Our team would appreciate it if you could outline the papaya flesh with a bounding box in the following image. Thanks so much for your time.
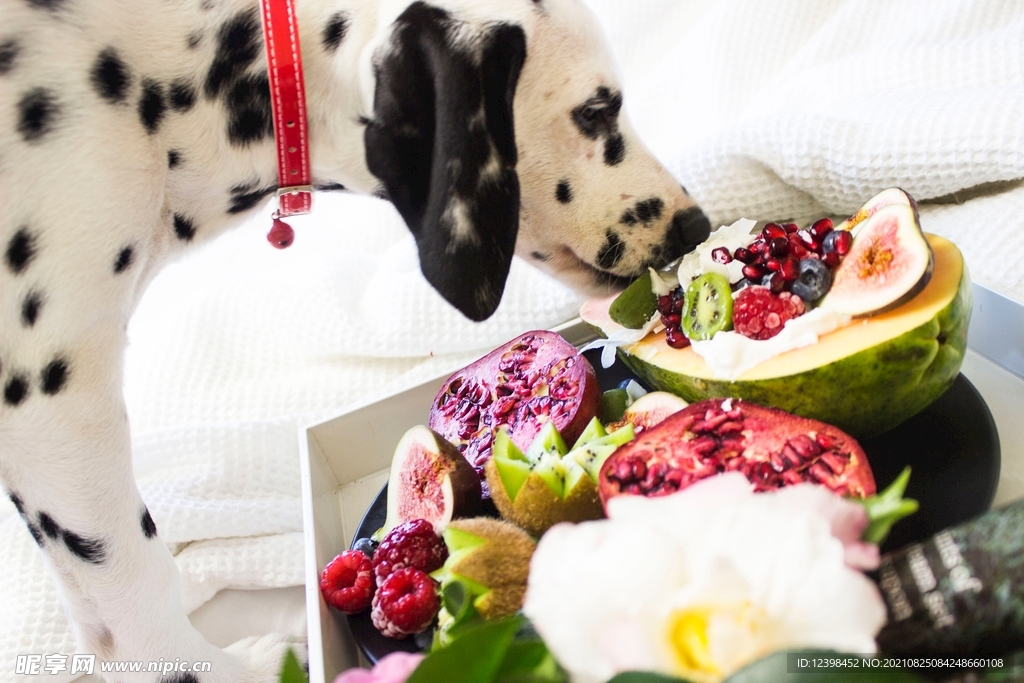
[580,235,970,438]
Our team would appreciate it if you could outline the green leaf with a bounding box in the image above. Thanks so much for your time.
[610,270,657,329]
[407,617,522,683]
[857,466,919,545]
[495,640,568,683]
[602,389,630,423]
[607,673,686,683]
[278,649,308,683]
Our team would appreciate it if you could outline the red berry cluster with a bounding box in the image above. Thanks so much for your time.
[656,289,691,349]
[717,218,851,294]
[319,519,445,639]
[733,288,806,341]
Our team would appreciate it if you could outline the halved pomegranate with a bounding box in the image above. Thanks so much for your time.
[598,398,875,506]
[429,331,601,495]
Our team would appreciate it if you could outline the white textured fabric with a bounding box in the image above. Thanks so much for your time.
[4,0,1024,674]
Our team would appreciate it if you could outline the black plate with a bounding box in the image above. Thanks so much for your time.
[346,351,1001,663]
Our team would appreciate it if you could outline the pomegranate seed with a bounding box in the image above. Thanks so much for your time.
[816,433,837,450]
[663,313,682,327]
[797,230,819,252]
[733,247,754,264]
[766,258,782,272]
[762,272,786,293]
[742,264,765,280]
[810,217,833,240]
[779,257,799,281]
[657,295,674,316]
[711,247,733,264]
[769,237,789,257]
[833,230,853,255]
[781,444,802,467]
[762,223,786,241]
[784,222,800,234]
[665,327,691,349]
[823,251,841,268]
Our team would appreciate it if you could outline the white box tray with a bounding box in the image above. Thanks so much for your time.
[298,320,597,683]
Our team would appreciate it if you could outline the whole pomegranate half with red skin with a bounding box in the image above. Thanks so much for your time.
[598,398,875,506]
[429,331,600,495]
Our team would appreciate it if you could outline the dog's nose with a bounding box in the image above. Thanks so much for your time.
[671,207,711,249]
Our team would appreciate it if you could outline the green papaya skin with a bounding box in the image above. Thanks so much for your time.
[616,264,971,438]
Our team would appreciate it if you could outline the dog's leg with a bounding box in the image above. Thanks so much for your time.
[1,321,300,682]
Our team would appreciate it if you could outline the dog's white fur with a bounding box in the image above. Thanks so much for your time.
[0,0,703,679]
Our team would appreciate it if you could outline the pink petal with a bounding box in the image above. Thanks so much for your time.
[371,652,425,683]
[333,670,378,683]
[772,484,879,570]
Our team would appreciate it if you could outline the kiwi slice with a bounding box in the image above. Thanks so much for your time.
[681,272,732,340]
[609,270,657,329]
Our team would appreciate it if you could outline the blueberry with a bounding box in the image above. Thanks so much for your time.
[732,278,756,292]
[352,537,377,558]
[791,259,833,301]
[617,379,633,391]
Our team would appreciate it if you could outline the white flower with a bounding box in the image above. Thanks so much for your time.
[523,474,886,683]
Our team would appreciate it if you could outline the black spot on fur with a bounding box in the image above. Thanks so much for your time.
[138,79,166,134]
[26,523,44,546]
[322,12,349,53]
[314,182,347,192]
[17,88,60,142]
[21,291,42,326]
[9,494,25,515]
[604,133,625,166]
[26,0,66,10]
[166,674,200,683]
[90,48,131,103]
[205,9,261,99]
[114,246,134,273]
[0,39,19,75]
[168,149,182,168]
[38,512,59,539]
[555,180,572,204]
[187,31,203,50]
[620,208,637,226]
[63,529,105,563]
[168,79,196,112]
[3,376,27,406]
[41,358,68,394]
[6,227,37,274]
[141,508,157,538]
[596,230,625,270]
[531,251,551,262]
[225,73,272,146]
[634,197,663,223]
[571,86,622,140]
[227,181,276,214]
[173,214,196,241]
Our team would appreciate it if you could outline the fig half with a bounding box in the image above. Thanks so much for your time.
[380,426,482,538]
[821,188,934,317]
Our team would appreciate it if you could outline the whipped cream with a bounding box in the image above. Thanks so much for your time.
[689,306,851,380]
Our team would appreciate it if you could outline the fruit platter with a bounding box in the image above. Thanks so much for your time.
[305,190,1016,683]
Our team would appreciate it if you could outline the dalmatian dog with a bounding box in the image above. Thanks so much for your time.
[0,0,709,679]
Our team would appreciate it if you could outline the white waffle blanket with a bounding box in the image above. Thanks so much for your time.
[2,0,1023,676]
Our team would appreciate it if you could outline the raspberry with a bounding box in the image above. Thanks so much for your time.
[371,568,440,638]
[320,550,374,613]
[732,287,805,340]
[372,519,447,584]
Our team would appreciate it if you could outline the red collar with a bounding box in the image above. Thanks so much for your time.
[260,0,312,248]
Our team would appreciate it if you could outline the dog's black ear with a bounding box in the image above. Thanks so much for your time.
[364,3,526,321]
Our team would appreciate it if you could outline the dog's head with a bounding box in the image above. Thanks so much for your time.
[363,0,709,321]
